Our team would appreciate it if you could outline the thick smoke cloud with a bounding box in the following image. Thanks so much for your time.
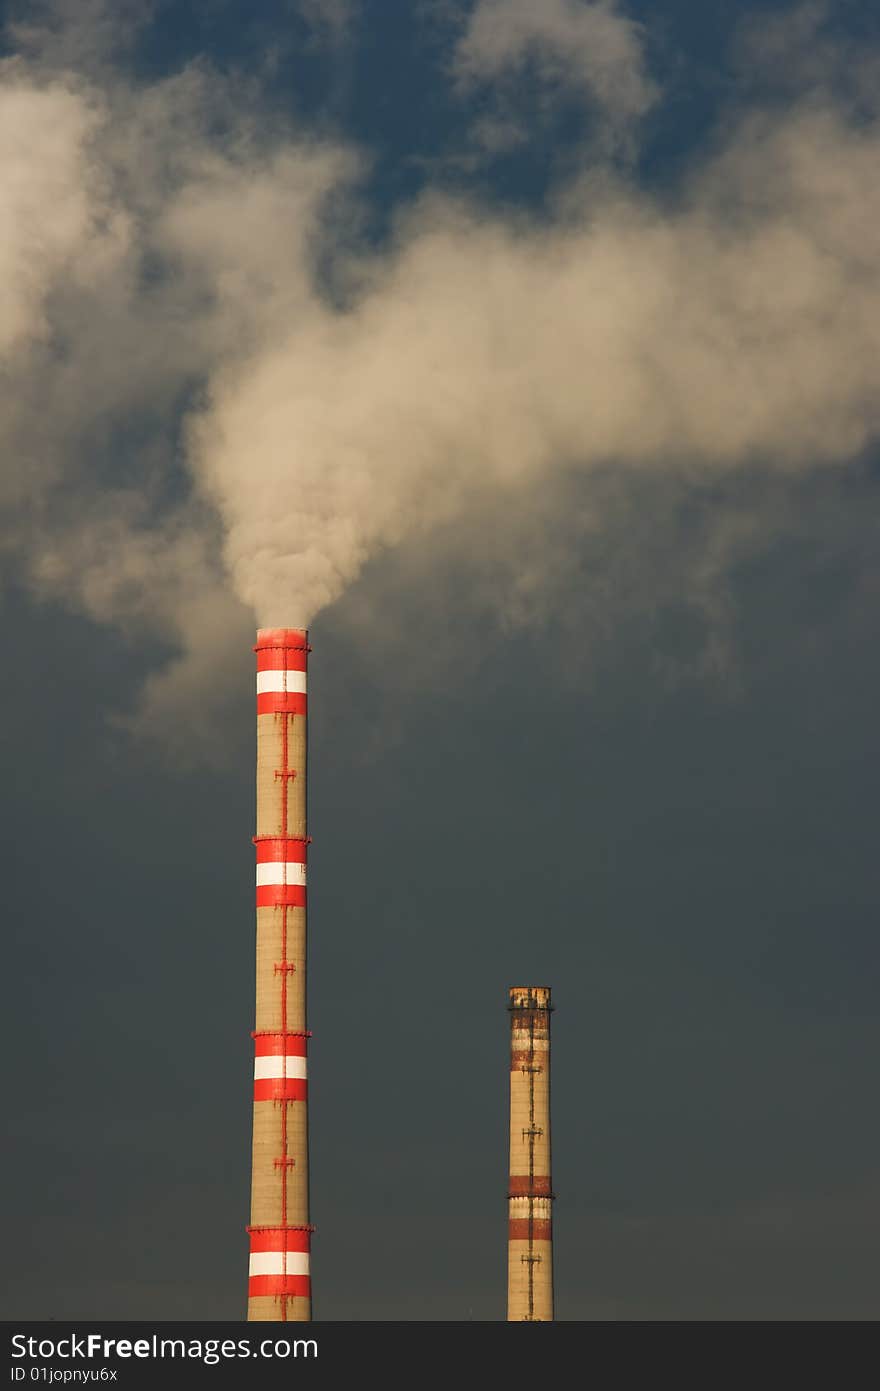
[0,7,355,749]
[1,2,879,748]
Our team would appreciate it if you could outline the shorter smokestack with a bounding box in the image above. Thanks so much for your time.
[507,986,554,1321]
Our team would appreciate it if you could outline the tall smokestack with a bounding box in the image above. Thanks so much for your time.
[247,628,312,1321]
[507,986,554,1321]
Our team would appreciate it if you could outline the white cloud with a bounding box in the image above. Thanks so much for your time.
[1,3,880,753]
[0,80,108,358]
[192,101,880,628]
[453,0,657,152]
[291,0,356,42]
[0,37,358,750]
[6,0,155,73]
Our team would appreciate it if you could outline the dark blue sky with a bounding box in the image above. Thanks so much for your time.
[1,0,879,1320]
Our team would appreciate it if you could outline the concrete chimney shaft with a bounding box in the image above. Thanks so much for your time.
[507,986,554,1321]
[247,628,312,1321]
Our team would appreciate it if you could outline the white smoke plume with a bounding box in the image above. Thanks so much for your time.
[1,1,880,749]
[192,100,880,626]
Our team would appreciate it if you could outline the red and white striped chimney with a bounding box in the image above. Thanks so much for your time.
[246,628,312,1321]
